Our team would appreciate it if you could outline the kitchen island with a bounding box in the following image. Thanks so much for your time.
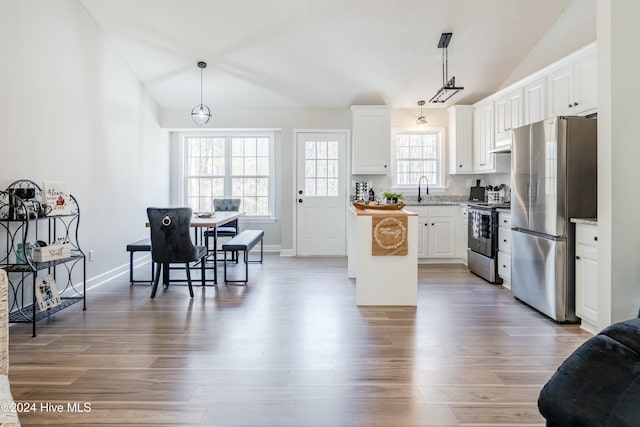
[347,206,418,306]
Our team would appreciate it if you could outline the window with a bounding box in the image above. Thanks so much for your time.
[182,132,274,217]
[392,128,445,189]
[304,140,339,197]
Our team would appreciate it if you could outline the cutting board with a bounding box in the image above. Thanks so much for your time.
[469,180,485,202]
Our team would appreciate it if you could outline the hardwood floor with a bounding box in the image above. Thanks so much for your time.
[8,256,591,426]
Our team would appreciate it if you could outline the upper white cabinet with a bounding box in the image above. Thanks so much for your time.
[494,88,524,146]
[468,42,596,172]
[447,105,474,174]
[524,77,547,125]
[351,106,391,174]
[547,48,597,117]
[473,101,494,172]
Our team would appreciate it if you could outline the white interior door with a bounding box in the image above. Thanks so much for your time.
[296,132,347,256]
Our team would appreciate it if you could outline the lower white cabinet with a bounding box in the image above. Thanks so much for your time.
[575,223,598,334]
[412,206,457,259]
[459,206,468,264]
[497,210,512,289]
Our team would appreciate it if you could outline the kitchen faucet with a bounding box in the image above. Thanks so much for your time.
[418,176,429,202]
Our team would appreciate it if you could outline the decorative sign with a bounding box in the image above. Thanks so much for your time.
[43,181,72,215]
[371,215,408,256]
[35,274,62,310]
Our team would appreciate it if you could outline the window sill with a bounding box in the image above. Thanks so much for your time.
[390,187,448,194]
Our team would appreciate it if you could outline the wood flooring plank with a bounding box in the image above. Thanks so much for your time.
[7,257,588,426]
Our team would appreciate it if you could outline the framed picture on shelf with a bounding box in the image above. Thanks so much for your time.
[35,274,62,310]
[43,180,72,215]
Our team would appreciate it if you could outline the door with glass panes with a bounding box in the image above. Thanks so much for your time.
[295,132,347,256]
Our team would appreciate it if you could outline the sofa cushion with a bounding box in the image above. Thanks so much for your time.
[538,319,640,427]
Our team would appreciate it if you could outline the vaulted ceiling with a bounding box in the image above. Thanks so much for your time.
[79,0,573,110]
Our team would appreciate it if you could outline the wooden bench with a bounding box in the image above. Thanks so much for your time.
[126,238,154,284]
[221,230,264,284]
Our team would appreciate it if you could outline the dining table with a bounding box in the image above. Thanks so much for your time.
[146,210,245,284]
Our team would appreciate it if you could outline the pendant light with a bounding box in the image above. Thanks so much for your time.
[416,100,427,127]
[191,61,212,126]
[429,32,464,103]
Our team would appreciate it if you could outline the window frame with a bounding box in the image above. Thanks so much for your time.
[390,127,446,191]
[179,130,276,220]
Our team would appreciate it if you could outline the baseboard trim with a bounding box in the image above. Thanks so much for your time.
[84,255,152,291]
[418,258,466,265]
[279,249,294,257]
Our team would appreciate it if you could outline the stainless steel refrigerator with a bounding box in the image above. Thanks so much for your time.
[511,117,597,322]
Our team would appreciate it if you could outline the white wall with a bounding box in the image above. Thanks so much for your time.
[0,0,169,282]
[162,107,351,252]
[501,0,597,88]
[597,0,640,327]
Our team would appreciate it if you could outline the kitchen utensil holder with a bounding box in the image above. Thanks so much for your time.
[487,190,502,204]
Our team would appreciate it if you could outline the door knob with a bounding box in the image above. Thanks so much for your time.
[298,190,303,195]
[298,199,303,203]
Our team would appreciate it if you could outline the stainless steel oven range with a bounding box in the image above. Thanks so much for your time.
[467,203,509,284]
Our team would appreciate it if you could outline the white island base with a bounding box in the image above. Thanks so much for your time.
[348,207,418,306]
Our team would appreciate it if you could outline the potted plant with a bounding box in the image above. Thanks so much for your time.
[382,192,403,204]
[382,191,394,204]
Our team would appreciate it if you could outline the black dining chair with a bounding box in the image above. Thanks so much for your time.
[204,198,241,256]
[147,207,207,298]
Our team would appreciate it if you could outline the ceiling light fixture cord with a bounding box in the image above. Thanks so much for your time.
[416,100,427,125]
[429,32,463,104]
[442,45,446,87]
[199,64,204,106]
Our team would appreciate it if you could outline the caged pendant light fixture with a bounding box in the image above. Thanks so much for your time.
[191,61,212,126]
[416,100,427,127]
[429,32,464,104]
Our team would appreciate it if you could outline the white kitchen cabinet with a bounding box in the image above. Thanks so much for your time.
[547,48,597,117]
[458,205,468,264]
[447,105,474,174]
[473,102,510,173]
[494,88,524,146]
[524,77,546,125]
[575,223,598,334]
[351,105,391,174]
[473,101,494,172]
[412,206,457,260]
[497,210,512,289]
